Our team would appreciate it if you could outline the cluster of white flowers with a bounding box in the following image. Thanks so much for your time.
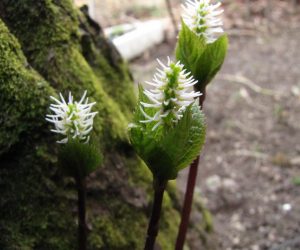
[182,0,224,43]
[46,91,97,144]
[140,58,201,130]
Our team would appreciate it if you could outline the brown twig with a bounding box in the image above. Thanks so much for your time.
[165,0,179,34]
[144,179,167,250]
[175,90,206,250]
[217,73,280,97]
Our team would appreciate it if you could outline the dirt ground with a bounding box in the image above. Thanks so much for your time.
[129,1,300,249]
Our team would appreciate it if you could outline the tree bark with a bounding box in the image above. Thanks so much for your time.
[0,1,180,249]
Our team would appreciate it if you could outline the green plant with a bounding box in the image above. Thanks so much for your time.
[129,58,206,249]
[175,1,228,249]
[46,91,102,250]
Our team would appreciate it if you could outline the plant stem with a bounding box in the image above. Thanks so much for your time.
[77,178,87,250]
[144,178,167,250]
[175,90,206,250]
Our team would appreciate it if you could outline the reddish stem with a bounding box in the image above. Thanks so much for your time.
[144,179,167,250]
[175,90,206,250]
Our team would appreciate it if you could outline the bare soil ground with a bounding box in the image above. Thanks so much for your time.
[130,1,300,249]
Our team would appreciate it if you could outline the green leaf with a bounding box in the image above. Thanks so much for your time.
[58,138,102,180]
[175,21,207,74]
[160,102,206,173]
[176,20,228,91]
[129,101,206,181]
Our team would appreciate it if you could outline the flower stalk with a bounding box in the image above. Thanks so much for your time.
[46,91,101,250]
[129,58,206,250]
[175,90,206,250]
[175,1,227,248]
[141,59,201,249]
[144,179,167,250]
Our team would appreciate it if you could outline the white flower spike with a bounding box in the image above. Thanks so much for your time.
[140,57,201,130]
[46,91,98,144]
[182,0,224,43]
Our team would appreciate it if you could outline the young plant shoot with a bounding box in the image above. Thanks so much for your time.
[129,58,206,250]
[176,0,228,92]
[175,1,228,249]
[46,91,101,250]
[182,0,224,44]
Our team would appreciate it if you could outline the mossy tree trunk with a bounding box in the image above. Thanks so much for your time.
[0,1,180,249]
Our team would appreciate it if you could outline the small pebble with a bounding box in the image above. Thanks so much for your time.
[206,175,222,192]
[282,203,292,212]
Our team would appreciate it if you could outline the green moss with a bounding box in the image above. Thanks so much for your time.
[31,43,129,145]
[0,1,182,249]
[126,157,152,189]
[78,8,136,118]
[0,21,54,154]
[0,0,78,53]
[1,0,135,136]
[88,200,148,250]
[89,216,128,249]
[87,182,179,250]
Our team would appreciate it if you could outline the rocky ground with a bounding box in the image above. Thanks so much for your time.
[130,1,300,249]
